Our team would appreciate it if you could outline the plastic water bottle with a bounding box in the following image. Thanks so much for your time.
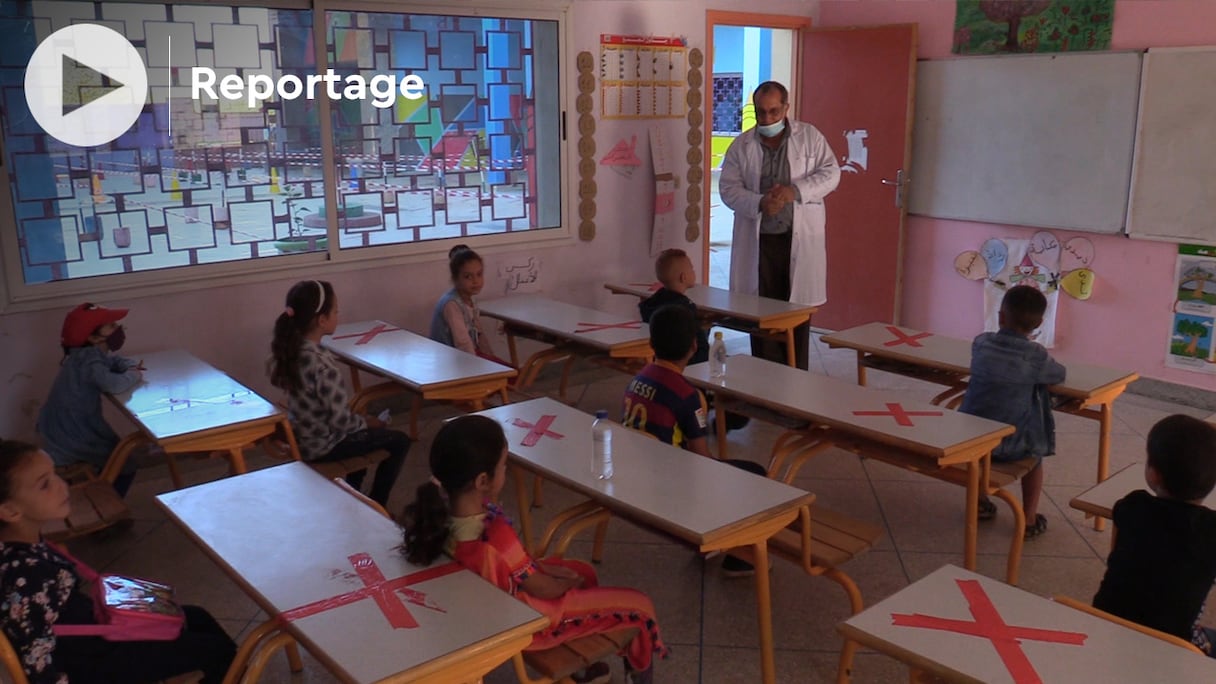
[710,331,728,378]
[591,410,614,480]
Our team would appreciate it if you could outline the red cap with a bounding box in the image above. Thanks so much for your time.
[61,303,128,348]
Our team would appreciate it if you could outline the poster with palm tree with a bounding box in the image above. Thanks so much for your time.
[1168,245,1216,373]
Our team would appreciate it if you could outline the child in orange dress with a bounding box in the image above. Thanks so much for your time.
[400,415,667,684]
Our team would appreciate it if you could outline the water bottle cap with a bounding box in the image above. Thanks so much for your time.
[714,331,724,339]
[595,410,609,419]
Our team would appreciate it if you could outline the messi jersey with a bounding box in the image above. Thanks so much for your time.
[621,361,708,449]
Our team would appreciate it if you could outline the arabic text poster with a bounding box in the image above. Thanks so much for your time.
[982,237,1061,348]
[1167,245,1216,374]
[599,34,687,119]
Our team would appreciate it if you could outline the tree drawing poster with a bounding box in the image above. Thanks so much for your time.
[953,0,1114,55]
[1167,244,1216,374]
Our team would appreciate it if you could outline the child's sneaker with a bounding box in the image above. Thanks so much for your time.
[572,661,611,684]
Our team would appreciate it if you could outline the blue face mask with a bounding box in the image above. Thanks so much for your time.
[756,119,786,138]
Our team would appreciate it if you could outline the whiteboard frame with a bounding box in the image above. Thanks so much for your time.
[908,50,1143,235]
[1125,46,1216,247]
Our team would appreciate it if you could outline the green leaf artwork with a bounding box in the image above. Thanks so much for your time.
[953,0,1114,55]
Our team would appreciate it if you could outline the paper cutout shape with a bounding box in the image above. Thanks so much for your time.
[655,189,675,214]
[600,136,642,167]
[1029,231,1060,270]
[841,129,869,174]
[1061,236,1095,272]
[980,238,1008,277]
[1061,268,1095,300]
[954,251,988,280]
[985,238,1060,347]
[1009,252,1049,289]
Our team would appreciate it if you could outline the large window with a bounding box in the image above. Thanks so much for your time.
[0,1,564,292]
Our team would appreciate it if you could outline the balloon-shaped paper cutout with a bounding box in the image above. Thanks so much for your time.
[954,251,988,280]
[1061,237,1095,272]
[1029,231,1061,270]
[980,238,1008,277]
[1061,268,1095,300]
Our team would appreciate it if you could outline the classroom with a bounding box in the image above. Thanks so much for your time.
[1,0,1215,682]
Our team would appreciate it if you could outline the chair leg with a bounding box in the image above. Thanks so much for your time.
[285,641,303,673]
[836,638,860,684]
[993,488,1026,585]
[532,474,545,509]
[166,454,185,490]
[222,619,280,684]
[243,632,296,683]
[100,432,148,485]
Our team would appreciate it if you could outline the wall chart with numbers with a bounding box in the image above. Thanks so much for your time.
[599,34,688,119]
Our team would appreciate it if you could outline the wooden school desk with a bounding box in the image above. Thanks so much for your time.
[479,295,653,396]
[102,349,298,488]
[821,322,1138,530]
[474,397,815,684]
[684,355,1021,582]
[323,321,517,437]
[603,281,816,367]
[157,462,547,684]
[839,564,1216,683]
[1070,461,1216,521]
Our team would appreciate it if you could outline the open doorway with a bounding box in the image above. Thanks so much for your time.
[704,13,810,291]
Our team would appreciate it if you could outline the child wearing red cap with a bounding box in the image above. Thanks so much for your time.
[36,303,143,496]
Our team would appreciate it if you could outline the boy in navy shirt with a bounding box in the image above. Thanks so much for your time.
[1093,415,1216,654]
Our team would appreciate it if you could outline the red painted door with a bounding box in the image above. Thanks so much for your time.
[800,24,917,329]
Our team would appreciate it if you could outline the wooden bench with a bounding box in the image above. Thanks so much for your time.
[513,627,638,684]
[771,428,1035,585]
[43,464,131,542]
[306,449,390,482]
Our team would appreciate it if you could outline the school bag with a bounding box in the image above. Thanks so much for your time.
[49,543,184,641]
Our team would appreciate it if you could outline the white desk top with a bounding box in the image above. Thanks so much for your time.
[605,282,815,324]
[685,355,1013,463]
[840,564,1216,683]
[109,349,281,441]
[157,463,545,684]
[323,321,516,391]
[1070,462,1216,519]
[821,322,1138,400]
[474,397,814,549]
[479,295,651,353]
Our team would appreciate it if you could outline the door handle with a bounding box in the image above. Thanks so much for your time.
[881,169,909,209]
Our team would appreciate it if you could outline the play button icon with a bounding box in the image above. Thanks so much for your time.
[25,24,148,148]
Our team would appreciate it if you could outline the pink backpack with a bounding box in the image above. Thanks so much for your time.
[49,544,184,642]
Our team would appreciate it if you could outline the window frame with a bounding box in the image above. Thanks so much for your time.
[0,0,572,313]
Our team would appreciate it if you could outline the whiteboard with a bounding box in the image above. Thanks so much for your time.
[1127,47,1216,246]
[908,51,1142,233]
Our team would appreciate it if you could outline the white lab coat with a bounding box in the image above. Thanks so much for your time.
[719,120,840,306]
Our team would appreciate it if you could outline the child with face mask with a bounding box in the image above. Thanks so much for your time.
[36,303,144,496]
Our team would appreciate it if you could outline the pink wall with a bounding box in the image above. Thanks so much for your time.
[819,0,1216,390]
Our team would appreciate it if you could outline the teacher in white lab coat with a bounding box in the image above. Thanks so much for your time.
[719,81,840,370]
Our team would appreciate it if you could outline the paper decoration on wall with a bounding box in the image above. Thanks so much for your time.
[983,238,1061,347]
[685,47,705,243]
[1166,244,1216,374]
[600,136,643,178]
[599,35,688,119]
[499,256,542,295]
[960,230,1097,301]
[650,124,679,256]
[576,51,598,241]
[952,0,1114,55]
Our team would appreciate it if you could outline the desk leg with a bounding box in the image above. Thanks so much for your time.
[714,393,729,460]
[753,540,776,684]
[348,366,362,393]
[964,460,979,571]
[512,465,536,556]
[784,328,796,368]
[855,351,867,386]
[507,332,520,368]
[1094,403,1112,532]
[227,448,249,476]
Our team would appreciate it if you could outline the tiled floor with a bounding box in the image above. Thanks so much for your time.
[68,334,1216,683]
